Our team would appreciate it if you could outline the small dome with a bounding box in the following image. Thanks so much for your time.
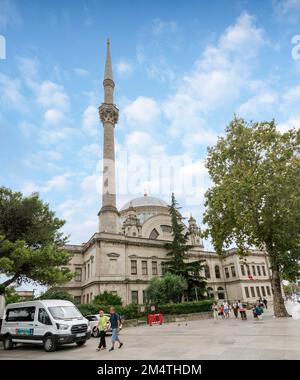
[120,195,168,211]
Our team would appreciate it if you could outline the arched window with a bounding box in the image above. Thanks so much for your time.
[207,287,214,298]
[204,265,210,279]
[149,228,159,240]
[215,265,221,279]
[217,287,225,300]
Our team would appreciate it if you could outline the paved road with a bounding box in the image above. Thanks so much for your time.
[1,309,300,360]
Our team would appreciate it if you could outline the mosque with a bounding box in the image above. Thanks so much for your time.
[60,41,273,305]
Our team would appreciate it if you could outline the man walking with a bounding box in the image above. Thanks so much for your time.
[109,307,123,352]
[96,310,109,351]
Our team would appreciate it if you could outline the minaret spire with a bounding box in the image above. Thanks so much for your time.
[104,38,113,81]
[98,39,119,233]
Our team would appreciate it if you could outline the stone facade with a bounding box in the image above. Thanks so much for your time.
[59,40,273,306]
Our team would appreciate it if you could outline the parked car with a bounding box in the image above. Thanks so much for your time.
[85,314,122,337]
[0,299,91,352]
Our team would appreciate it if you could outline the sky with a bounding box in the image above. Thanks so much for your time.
[1,0,300,285]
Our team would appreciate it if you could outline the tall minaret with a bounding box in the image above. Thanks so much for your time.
[98,39,119,233]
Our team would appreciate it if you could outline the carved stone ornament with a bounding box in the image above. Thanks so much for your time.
[99,104,119,124]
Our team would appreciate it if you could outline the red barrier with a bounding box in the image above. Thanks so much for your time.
[147,313,164,326]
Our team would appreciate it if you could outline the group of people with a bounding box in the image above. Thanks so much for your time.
[212,297,268,321]
[96,307,123,352]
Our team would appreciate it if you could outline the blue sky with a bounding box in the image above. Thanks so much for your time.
[1,0,300,263]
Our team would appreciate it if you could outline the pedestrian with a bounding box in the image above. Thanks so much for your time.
[254,304,263,320]
[223,301,230,319]
[219,303,225,318]
[108,306,123,352]
[238,300,247,320]
[232,301,239,318]
[212,303,219,321]
[262,298,268,309]
[96,309,109,351]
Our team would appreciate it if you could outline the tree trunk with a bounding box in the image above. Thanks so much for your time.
[271,269,290,317]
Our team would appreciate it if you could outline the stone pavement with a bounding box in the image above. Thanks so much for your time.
[1,308,300,360]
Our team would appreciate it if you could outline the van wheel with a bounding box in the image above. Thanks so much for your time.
[3,335,13,350]
[76,340,86,346]
[44,336,56,352]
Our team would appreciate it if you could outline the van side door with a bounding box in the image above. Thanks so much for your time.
[34,308,54,340]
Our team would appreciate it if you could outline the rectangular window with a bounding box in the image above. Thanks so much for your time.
[225,267,230,278]
[6,307,36,322]
[256,286,261,297]
[131,291,138,304]
[261,286,266,297]
[131,260,137,275]
[244,287,250,298]
[75,268,82,282]
[240,264,245,276]
[257,266,261,276]
[246,265,251,276]
[252,265,256,276]
[142,260,148,275]
[152,261,158,275]
[250,286,255,297]
[38,308,52,325]
[266,286,271,296]
[83,267,86,281]
[161,262,168,275]
[86,294,89,304]
[262,266,266,276]
[87,264,90,278]
[231,266,236,277]
[83,295,85,304]
[143,290,147,304]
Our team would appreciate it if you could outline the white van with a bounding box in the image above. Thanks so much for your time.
[0,299,91,352]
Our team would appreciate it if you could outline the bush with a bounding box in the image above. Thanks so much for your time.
[158,300,214,315]
[92,291,122,306]
[77,300,215,319]
[146,273,188,304]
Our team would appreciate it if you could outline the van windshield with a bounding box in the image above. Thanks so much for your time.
[48,306,83,320]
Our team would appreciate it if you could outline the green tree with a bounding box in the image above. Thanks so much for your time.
[203,117,300,317]
[38,289,74,302]
[92,291,122,305]
[146,273,187,305]
[164,193,206,301]
[4,287,21,304]
[0,187,74,295]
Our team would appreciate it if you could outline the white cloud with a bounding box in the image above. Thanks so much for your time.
[82,105,99,137]
[44,108,65,125]
[28,79,70,111]
[277,116,300,132]
[237,90,279,118]
[22,172,71,195]
[152,19,177,35]
[19,121,36,137]
[124,97,160,127]
[73,68,89,76]
[17,57,38,79]
[0,73,26,110]
[116,60,133,76]
[38,126,77,145]
[272,0,300,23]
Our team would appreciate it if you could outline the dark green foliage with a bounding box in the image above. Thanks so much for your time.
[92,291,122,305]
[0,187,74,294]
[164,193,206,300]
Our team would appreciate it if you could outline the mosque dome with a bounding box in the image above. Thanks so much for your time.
[120,195,168,212]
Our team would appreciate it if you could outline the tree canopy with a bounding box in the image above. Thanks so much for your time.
[203,117,300,317]
[165,193,206,300]
[0,187,74,294]
[146,272,188,305]
[92,291,122,306]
